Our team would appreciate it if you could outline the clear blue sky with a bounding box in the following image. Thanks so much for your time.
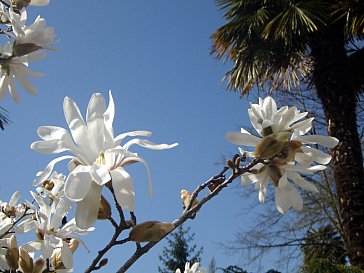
[0,1,296,272]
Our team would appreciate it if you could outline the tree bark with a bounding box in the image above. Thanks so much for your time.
[310,23,364,268]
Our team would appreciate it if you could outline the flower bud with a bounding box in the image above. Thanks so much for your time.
[33,258,46,273]
[180,190,198,209]
[68,239,79,254]
[129,221,174,243]
[51,250,64,270]
[254,135,283,159]
[13,43,42,57]
[43,180,55,191]
[13,0,31,9]
[226,159,235,169]
[98,195,111,220]
[99,258,108,268]
[234,156,241,168]
[5,236,19,269]
[18,247,34,273]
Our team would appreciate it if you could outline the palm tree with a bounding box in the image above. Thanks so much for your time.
[211,0,364,268]
[0,106,9,130]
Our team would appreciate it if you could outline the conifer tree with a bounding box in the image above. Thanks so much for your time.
[158,225,203,273]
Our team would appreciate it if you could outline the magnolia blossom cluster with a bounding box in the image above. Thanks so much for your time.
[175,262,206,273]
[0,90,178,272]
[226,97,339,214]
[0,0,55,103]
[0,172,92,272]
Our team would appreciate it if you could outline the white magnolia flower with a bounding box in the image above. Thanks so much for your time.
[22,191,91,271]
[9,8,57,54]
[226,96,339,214]
[175,262,206,273]
[31,91,178,228]
[0,41,45,102]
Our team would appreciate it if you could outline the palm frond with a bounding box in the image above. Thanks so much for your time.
[0,106,10,130]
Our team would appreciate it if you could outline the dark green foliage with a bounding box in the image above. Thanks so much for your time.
[0,106,10,130]
[218,265,247,273]
[301,224,347,267]
[304,259,364,273]
[158,225,203,273]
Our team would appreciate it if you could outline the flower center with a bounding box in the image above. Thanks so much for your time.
[95,151,106,165]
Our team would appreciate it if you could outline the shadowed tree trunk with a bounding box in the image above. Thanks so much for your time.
[310,22,364,268]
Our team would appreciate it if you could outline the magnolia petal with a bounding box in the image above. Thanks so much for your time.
[61,244,73,269]
[288,172,319,193]
[41,239,54,259]
[289,117,314,131]
[31,139,68,154]
[301,146,332,165]
[86,93,107,153]
[90,164,111,186]
[225,132,261,146]
[33,155,74,186]
[287,184,303,212]
[275,187,290,214]
[284,164,326,174]
[51,197,72,229]
[114,130,152,146]
[75,183,103,229]
[190,262,200,272]
[123,138,178,150]
[63,97,95,162]
[276,107,296,132]
[9,191,20,206]
[258,172,269,203]
[262,97,277,118]
[122,155,153,196]
[103,91,115,149]
[278,172,289,187]
[295,135,339,148]
[111,168,135,212]
[8,77,20,103]
[64,166,92,202]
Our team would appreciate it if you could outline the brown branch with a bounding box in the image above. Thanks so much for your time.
[114,158,261,273]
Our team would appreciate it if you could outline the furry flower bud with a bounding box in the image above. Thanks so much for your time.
[129,221,174,242]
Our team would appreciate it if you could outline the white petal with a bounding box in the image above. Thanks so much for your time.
[61,244,73,269]
[9,191,20,205]
[287,184,303,211]
[64,166,92,202]
[300,146,332,165]
[262,97,277,118]
[275,187,290,214]
[258,172,269,203]
[31,139,68,154]
[114,130,152,146]
[86,93,107,152]
[294,135,339,148]
[103,91,115,148]
[287,172,319,193]
[63,97,95,163]
[123,138,178,150]
[289,117,313,131]
[41,239,54,258]
[284,164,326,174]
[276,107,296,132]
[90,164,111,186]
[33,156,74,186]
[225,132,261,146]
[50,197,72,229]
[111,168,135,211]
[75,183,103,229]
[191,262,200,272]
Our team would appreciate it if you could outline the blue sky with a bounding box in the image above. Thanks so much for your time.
[0,1,295,272]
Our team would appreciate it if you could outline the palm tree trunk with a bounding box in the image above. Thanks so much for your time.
[310,23,364,268]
